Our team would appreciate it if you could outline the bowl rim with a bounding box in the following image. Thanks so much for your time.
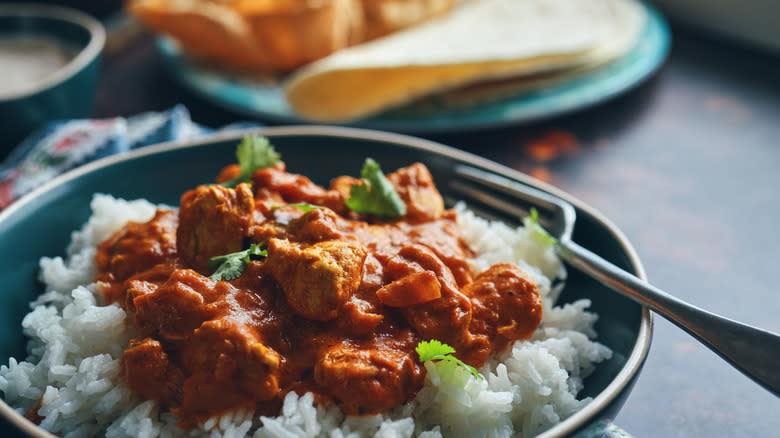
[0,125,652,438]
[0,3,106,102]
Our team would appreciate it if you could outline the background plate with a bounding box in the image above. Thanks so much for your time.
[158,2,670,134]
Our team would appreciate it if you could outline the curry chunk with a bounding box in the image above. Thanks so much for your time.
[265,238,367,321]
[96,209,178,284]
[403,213,475,287]
[384,244,473,348]
[314,343,423,415]
[181,318,281,389]
[177,183,254,272]
[290,207,347,242]
[386,163,444,222]
[464,263,543,352]
[329,175,360,199]
[132,269,225,341]
[121,338,183,406]
[336,293,385,336]
[252,164,346,212]
[175,318,282,421]
[376,270,442,307]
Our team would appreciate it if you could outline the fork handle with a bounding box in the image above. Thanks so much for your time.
[557,240,780,397]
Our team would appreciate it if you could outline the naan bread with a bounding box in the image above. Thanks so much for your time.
[130,0,364,71]
[285,0,646,121]
[129,0,456,72]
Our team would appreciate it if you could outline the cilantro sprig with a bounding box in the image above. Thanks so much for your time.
[208,243,267,281]
[415,340,482,380]
[523,208,558,247]
[345,158,406,221]
[221,136,280,188]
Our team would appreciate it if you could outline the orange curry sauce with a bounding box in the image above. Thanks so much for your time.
[94,161,542,427]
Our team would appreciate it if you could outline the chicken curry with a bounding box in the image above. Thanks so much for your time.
[94,142,542,427]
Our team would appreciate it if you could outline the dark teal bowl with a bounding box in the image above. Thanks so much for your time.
[0,4,105,156]
[0,127,652,438]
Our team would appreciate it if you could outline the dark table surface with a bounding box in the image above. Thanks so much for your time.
[90,16,780,438]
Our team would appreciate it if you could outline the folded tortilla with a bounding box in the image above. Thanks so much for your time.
[285,0,646,121]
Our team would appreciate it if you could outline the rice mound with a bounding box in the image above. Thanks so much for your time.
[0,195,612,438]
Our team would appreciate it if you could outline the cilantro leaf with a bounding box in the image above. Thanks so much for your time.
[523,208,558,247]
[345,158,406,220]
[221,136,280,188]
[416,339,455,361]
[208,243,268,281]
[416,340,482,380]
[270,203,324,213]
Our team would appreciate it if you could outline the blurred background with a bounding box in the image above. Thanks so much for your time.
[3,0,779,51]
[0,0,778,437]
[0,0,124,18]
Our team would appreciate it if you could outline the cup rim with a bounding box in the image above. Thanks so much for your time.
[0,3,106,102]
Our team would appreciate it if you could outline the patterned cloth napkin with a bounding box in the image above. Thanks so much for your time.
[0,105,635,438]
[0,105,256,210]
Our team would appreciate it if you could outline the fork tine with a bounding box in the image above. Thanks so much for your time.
[443,195,514,224]
[448,181,533,225]
[450,165,576,242]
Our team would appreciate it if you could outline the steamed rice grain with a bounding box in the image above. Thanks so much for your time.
[0,194,611,438]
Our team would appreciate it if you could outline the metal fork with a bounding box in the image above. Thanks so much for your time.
[451,164,780,397]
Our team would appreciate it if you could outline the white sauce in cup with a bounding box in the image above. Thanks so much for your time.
[0,36,76,99]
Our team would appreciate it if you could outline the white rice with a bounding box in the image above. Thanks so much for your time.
[0,195,612,438]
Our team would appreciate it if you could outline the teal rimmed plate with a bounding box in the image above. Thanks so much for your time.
[157,1,669,133]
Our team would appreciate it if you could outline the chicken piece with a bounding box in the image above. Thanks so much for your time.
[122,338,184,406]
[215,161,286,186]
[96,209,178,284]
[182,319,281,383]
[176,318,282,421]
[329,174,360,199]
[464,263,543,352]
[177,183,254,272]
[314,343,423,415]
[251,165,345,212]
[386,162,444,222]
[376,270,441,307]
[264,238,367,321]
[215,163,242,184]
[248,213,293,243]
[403,212,475,287]
[336,293,385,336]
[359,252,385,291]
[100,261,176,311]
[384,244,472,346]
[132,269,225,341]
[289,207,346,242]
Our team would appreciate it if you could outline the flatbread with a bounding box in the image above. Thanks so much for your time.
[285,0,646,121]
